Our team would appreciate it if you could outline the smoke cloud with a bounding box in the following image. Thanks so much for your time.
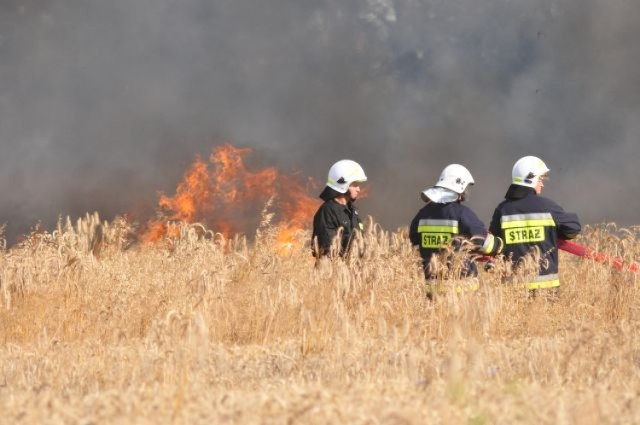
[1,0,639,241]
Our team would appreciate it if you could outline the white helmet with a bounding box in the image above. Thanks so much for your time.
[422,164,474,203]
[512,156,550,188]
[435,164,474,194]
[326,159,367,193]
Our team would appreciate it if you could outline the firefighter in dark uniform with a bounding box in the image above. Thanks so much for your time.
[489,156,581,291]
[312,159,367,258]
[410,164,503,293]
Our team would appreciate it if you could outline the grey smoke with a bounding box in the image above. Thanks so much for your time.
[1,0,639,242]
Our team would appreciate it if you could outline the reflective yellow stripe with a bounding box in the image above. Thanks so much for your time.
[525,279,560,289]
[417,225,459,233]
[502,274,560,290]
[501,219,556,229]
[425,280,480,294]
[482,234,495,254]
[359,222,364,230]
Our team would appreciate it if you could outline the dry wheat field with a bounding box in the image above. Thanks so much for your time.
[1,213,640,424]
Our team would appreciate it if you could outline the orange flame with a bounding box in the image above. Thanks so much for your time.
[141,144,320,249]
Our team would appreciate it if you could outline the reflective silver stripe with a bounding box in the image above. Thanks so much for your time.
[418,219,459,227]
[501,213,555,229]
[501,213,553,222]
[417,219,459,234]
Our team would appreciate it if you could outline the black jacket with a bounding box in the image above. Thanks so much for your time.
[312,200,363,257]
[489,185,581,289]
[410,201,502,279]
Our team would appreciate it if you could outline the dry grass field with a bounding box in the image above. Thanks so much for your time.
[1,213,640,424]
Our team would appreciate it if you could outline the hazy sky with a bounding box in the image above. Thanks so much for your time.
[1,0,639,241]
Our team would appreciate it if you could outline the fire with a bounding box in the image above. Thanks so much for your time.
[274,175,321,252]
[141,144,320,250]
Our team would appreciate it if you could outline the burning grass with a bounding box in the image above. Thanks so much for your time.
[1,215,640,424]
[141,144,320,246]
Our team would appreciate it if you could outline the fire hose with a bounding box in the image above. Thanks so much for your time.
[478,239,638,273]
[557,239,638,273]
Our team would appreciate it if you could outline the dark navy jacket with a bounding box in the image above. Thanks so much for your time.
[410,201,501,279]
[312,200,363,257]
[489,185,581,289]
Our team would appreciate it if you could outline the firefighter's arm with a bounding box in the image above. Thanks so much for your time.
[477,233,504,272]
[313,208,341,255]
[460,207,504,257]
[477,232,504,256]
[557,212,581,240]
[549,202,581,240]
[409,215,421,247]
[488,208,502,237]
[557,214,582,240]
[482,209,504,272]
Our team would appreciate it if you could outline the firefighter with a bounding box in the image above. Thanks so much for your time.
[312,159,367,258]
[488,156,581,292]
[409,164,503,288]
